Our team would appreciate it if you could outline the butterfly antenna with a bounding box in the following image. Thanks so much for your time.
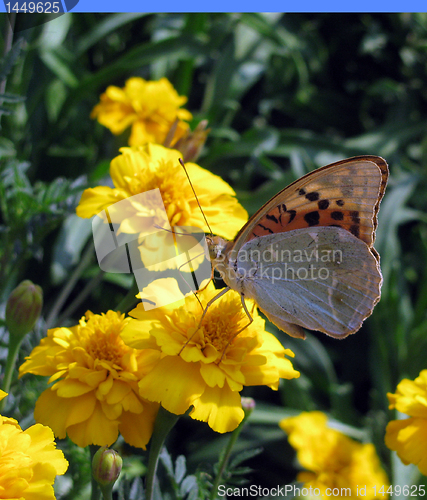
[179,158,214,236]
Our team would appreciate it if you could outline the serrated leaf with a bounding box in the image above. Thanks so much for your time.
[0,38,24,82]
[159,447,174,476]
[129,478,145,500]
[0,106,12,115]
[174,455,186,484]
[0,93,25,103]
[228,466,253,476]
[229,447,263,469]
[180,475,197,496]
[0,137,16,159]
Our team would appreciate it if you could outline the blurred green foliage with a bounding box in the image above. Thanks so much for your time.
[1,12,427,499]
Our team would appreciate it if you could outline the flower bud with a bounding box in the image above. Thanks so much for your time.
[92,446,123,488]
[5,280,43,339]
[241,397,256,417]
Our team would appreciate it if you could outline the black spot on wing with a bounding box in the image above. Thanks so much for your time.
[298,188,306,196]
[350,210,360,224]
[350,225,360,238]
[266,214,279,224]
[288,209,296,223]
[331,211,344,221]
[304,211,320,226]
[258,224,274,234]
[305,191,320,202]
[336,199,345,207]
[318,199,330,210]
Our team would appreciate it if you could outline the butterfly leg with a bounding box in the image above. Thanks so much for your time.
[219,295,254,363]
[178,286,231,355]
[177,250,212,295]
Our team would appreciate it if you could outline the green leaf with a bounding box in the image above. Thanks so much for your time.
[174,455,186,484]
[0,93,26,103]
[76,13,149,55]
[0,38,24,82]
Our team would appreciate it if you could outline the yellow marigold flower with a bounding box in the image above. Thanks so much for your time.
[121,278,299,434]
[385,370,427,475]
[280,412,389,499]
[19,310,160,449]
[0,392,68,500]
[76,144,248,272]
[76,144,247,238]
[91,77,192,146]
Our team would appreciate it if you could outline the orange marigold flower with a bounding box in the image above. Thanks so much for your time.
[91,77,192,147]
[280,412,389,499]
[19,311,159,449]
[385,370,427,475]
[0,391,68,500]
[121,278,299,434]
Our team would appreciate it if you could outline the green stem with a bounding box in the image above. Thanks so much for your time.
[99,486,113,500]
[0,336,23,411]
[56,267,105,325]
[89,445,102,500]
[115,279,139,314]
[209,412,250,500]
[145,406,181,500]
[46,242,95,328]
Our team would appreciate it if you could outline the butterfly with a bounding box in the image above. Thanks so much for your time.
[205,156,388,340]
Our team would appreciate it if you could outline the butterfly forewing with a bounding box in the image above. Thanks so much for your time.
[234,156,388,252]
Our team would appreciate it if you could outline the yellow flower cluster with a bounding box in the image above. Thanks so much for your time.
[0,391,68,500]
[91,77,192,147]
[385,370,427,475]
[280,412,389,499]
[19,310,159,449]
[122,278,300,433]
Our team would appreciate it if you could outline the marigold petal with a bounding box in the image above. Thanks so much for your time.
[104,380,132,406]
[55,378,95,397]
[190,385,244,433]
[135,277,186,315]
[24,424,68,475]
[66,401,119,447]
[76,186,126,219]
[34,389,96,439]
[388,372,427,418]
[97,375,114,397]
[120,318,159,350]
[200,363,226,388]
[22,477,60,500]
[385,417,427,474]
[119,402,159,450]
[129,120,154,145]
[138,357,204,414]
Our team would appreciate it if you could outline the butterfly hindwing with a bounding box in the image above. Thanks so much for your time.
[236,226,382,338]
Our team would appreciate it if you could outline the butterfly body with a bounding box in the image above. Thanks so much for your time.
[206,156,388,340]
